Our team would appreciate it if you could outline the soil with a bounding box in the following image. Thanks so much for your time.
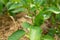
[0,12,31,40]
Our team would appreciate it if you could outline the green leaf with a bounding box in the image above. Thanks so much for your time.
[8,3,23,10]
[9,11,16,16]
[20,0,30,8]
[1,0,9,4]
[30,27,42,40]
[48,6,60,14]
[0,2,3,13]
[43,12,51,20]
[22,22,31,29]
[10,0,20,3]
[8,30,25,40]
[34,0,46,7]
[34,11,44,26]
[30,6,36,12]
[6,2,13,9]
[11,8,25,13]
[43,35,54,40]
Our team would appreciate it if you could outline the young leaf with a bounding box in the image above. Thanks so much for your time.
[8,30,25,40]
[30,27,42,40]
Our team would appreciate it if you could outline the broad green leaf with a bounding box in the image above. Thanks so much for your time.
[34,11,44,26]
[8,3,23,10]
[47,6,60,14]
[11,8,25,13]
[43,35,54,40]
[6,2,13,9]
[8,30,25,40]
[22,22,31,29]
[30,27,42,40]
[1,0,9,4]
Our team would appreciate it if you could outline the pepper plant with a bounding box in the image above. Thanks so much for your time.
[0,0,60,40]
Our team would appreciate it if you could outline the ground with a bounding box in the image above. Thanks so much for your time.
[0,13,31,40]
[0,13,60,40]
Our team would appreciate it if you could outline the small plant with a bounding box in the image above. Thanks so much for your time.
[0,0,60,40]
